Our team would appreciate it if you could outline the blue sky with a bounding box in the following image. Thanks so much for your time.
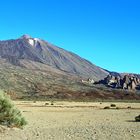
[0,0,140,74]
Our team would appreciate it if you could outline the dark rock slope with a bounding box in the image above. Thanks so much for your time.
[0,35,108,81]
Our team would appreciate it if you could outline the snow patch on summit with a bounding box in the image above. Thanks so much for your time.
[28,39,34,46]
[34,38,39,41]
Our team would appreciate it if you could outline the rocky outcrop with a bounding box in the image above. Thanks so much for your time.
[99,74,140,90]
[82,78,95,84]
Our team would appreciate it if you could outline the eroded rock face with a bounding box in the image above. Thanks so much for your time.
[99,74,140,90]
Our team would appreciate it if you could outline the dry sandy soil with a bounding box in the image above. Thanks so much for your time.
[0,101,140,140]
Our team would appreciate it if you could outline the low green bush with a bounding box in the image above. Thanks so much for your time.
[0,90,27,128]
[110,104,116,107]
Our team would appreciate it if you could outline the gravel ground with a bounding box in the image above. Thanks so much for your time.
[0,101,140,140]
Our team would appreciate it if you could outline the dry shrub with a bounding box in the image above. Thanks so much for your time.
[135,115,140,122]
[110,104,116,107]
[104,106,110,109]
[0,90,27,128]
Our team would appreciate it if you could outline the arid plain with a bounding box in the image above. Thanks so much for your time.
[0,101,140,140]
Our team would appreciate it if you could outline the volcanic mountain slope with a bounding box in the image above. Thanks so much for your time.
[0,35,139,100]
[0,35,109,81]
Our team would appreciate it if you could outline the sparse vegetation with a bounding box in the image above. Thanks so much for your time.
[0,90,27,128]
[51,101,54,105]
[33,100,36,103]
[127,106,131,109]
[135,115,140,122]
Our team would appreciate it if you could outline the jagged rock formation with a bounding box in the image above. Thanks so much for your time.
[99,74,140,90]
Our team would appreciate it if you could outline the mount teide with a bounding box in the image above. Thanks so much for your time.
[0,35,108,81]
[0,35,139,100]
